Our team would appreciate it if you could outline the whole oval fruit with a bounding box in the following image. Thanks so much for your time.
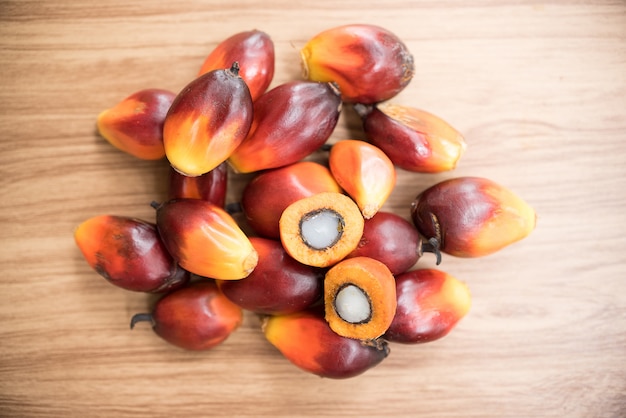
[155,199,258,280]
[217,237,323,315]
[131,280,243,350]
[96,88,175,160]
[385,269,471,344]
[74,215,188,293]
[329,139,396,219]
[300,24,414,104]
[228,81,342,173]
[347,211,439,275]
[198,29,275,101]
[263,308,389,379]
[411,176,536,257]
[241,161,341,239]
[356,103,466,173]
[164,63,253,177]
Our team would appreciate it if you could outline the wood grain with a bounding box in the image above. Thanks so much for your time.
[1,1,625,417]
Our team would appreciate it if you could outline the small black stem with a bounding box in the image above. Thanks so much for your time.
[130,313,154,330]
[229,61,240,76]
[225,201,243,215]
[150,201,161,210]
[421,237,442,266]
[319,143,333,152]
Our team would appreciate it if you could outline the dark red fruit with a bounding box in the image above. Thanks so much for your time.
[347,211,440,274]
[74,215,189,293]
[228,81,342,173]
[384,269,471,344]
[217,237,323,315]
[168,162,228,208]
[130,280,243,350]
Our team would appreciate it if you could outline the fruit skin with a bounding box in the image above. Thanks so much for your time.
[347,211,422,275]
[198,30,275,102]
[228,81,342,173]
[411,176,537,257]
[329,139,396,219]
[384,269,471,344]
[356,103,466,173]
[324,257,396,340]
[300,24,414,104]
[155,199,258,280]
[168,162,228,208]
[217,237,324,315]
[96,88,175,160]
[131,280,243,351]
[163,63,253,177]
[241,161,341,239]
[262,308,389,379]
[74,215,189,293]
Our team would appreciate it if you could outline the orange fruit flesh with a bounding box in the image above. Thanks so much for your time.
[279,192,364,268]
[324,256,397,340]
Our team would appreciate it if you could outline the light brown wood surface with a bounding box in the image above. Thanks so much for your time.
[1,1,625,417]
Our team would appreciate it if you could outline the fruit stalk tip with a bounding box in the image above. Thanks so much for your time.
[229,61,240,76]
[421,237,442,265]
[130,313,154,329]
[225,201,243,215]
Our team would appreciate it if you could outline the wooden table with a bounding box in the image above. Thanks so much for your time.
[1,1,625,417]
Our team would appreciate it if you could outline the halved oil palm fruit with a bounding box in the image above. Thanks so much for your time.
[228,81,341,173]
[385,269,471,344]
[198,30,274,101]
[300,24,414,104]
[262,308,389,379]
[155,199,257,280]
[329,139,396,219]
[279,192,364,268]
[74,215,188,292]
[96,88,175,160]
[356,103,466,173]
[324,257,396,340]
[411,177,537,257]
[241,161,341,239]
[163,62,253,177]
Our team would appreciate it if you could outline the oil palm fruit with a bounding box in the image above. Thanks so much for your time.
[154,198,258,280]
[228,81,341,173]
[324,257,396,340]
[346,211,441,275]
[241,161,341,239]
[262,308,390,379]
[300,24,414,104]
[217,237,323,315]
[130,280,243,350]
[329,139,396,219]
[74,215,188,292]
[411,177,536,257]
[355,103,466,173]
[96,88,175,160]
[279,192,364,268]
[198,29,275,101]
[385,269,471,343]
[163,62,253,177]
[168,162,228,208]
